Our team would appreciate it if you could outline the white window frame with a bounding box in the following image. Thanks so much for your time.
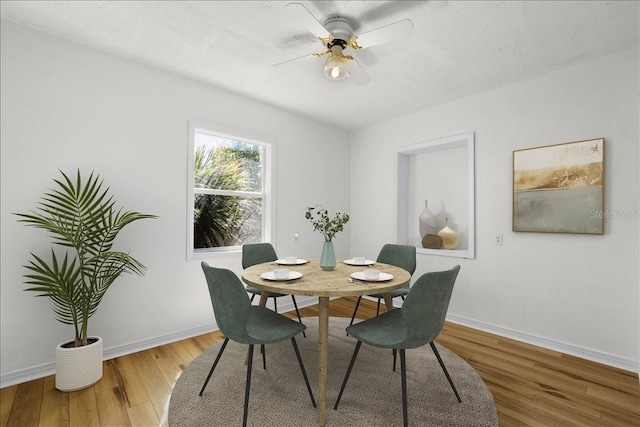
[187,120,274,260]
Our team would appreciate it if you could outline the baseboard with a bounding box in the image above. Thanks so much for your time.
[4,296,635,388]
[445,313,640,374]
[0,295,320,389]
[0,322,218,389]
[0,362,56,389]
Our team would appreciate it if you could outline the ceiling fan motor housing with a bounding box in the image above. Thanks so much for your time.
[323,16,354,47]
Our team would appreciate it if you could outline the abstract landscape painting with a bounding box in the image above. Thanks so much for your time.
[513,138,604,234]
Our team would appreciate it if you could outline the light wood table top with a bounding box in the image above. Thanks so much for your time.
[241,259,411,298]
[242,259,410,427]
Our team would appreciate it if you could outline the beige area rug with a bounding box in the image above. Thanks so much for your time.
[169,317,498,426]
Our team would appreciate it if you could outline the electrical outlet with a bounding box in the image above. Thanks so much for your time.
[495,233,503,246]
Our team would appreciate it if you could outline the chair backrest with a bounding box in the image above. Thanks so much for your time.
[400,265,460,348]
[201,262,253,343]
[376,244,417,275]
[242,243,278,269]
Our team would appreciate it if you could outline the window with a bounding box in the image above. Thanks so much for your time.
[187,121,273,259]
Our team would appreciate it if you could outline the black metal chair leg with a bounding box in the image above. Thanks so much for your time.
[393,348,397,371]
[334,340,362,409]
[199,338,229,396]
[400,349,408,427]
[250,293,256,303]
[291,296,306,337]
[429,342,462,402]
[242,344,254,427]
[261,344,266,370]
[348,297,363,329]
[273,297,277,313]
[290,337,316,407]
[376,298,381,315]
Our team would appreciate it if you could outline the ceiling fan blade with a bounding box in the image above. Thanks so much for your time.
[349,58,370,86]
[354,19,414,49]
[273,52,318,68]
[285,3,329,39]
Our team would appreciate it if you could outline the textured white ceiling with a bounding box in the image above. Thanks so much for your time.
[2,1,638,130]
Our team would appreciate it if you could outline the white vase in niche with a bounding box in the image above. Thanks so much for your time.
[419,200,437,239]
[437,217,458,249]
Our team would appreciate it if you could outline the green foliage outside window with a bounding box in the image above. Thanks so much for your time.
[193,139,263,249]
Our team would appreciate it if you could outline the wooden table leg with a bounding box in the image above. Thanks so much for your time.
[318,296,329,427]
[382,292,394,311]
[258,292,269,307]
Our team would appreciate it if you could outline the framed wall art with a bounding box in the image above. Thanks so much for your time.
[513,138,604,234]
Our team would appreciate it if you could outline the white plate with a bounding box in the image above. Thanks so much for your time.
[260,271,303,281]
[275,258,309,265]
[351,272,394,282]
[343,259,376,266]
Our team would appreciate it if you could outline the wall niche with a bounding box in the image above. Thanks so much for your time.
[395,132,475,259]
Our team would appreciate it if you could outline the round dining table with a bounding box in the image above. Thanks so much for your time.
[241,258,411,427]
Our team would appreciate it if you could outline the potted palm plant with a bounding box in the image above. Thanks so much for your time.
[15,169,157,391]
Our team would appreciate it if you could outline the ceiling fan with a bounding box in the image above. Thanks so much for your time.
[275,3,414,85]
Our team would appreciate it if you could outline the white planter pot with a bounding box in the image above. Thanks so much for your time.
[55,336,103,392]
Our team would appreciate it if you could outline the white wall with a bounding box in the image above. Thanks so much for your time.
[0,21,350,385]
[2,19,638,387]
[349,48,640,371]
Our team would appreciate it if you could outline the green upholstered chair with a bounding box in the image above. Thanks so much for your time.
[334,265,462,427]
[349,244,417,326]
[199,262,316,427]
[242,243,305,336]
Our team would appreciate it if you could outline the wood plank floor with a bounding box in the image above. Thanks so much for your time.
[2,297,638,426]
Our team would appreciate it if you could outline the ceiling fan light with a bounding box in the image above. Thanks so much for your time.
[324,63,349,80]
[324,45,350,81]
